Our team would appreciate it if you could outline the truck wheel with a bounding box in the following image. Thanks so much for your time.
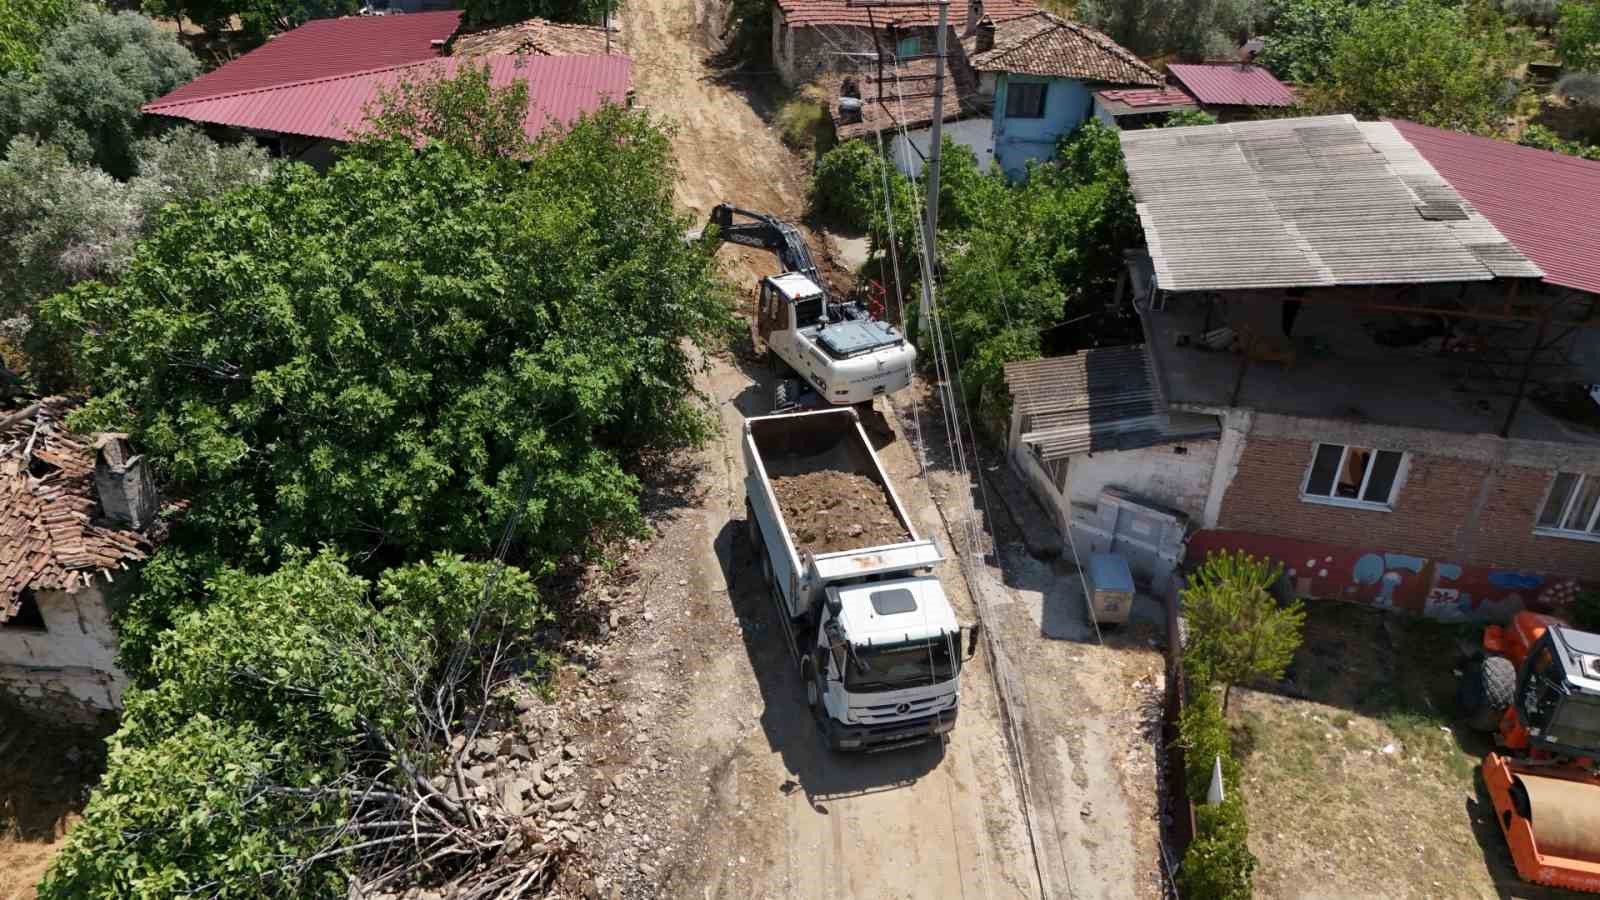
[773,380,790,411]
[760,547,774,589]
[745,502,761,555]
[801,656,821,720]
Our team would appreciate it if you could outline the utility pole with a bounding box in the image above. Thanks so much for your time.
[848,0,950,318]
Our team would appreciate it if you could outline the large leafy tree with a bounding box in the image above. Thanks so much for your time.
[47,103,731,574]
[0,0,84,76]
[0,129,271,389]
[0,11,199,178]
[1257,0,1364,84]
[41,552,545,899]
[1560,0,1600,72]
[140,0,358,40]
[1078,0,1266,59]
[458,0,618,27]
[1308,0,1522,131]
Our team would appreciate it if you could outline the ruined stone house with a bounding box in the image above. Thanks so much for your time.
[0,399,162,723]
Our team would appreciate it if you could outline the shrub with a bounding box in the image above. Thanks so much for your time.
[1163,108,1219,127]
[776,97,834,155]
[811,139,893,231]
[1559,0,1600,72]
[1182,549,1306,711]
[1502,0,1560,27]
[1519,121,1600,157]
[0,11,199,178]
[1179,685,1243,801]
[1178,797,1257,900]
[1558,71,1600,106]
[0,0,83,76]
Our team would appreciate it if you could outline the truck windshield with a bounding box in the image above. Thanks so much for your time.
[844,638,957,692]
[1550,692,1600,750]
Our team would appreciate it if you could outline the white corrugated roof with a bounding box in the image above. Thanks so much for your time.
[1119,115,1544,292]
[1004,346,1217,460]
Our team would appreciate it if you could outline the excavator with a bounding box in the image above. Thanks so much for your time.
[1459,611,1600,892]
[698,204,914,412]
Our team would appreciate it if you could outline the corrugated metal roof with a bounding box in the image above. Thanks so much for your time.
[153,12,461,107]
[144,55,633,144]
[1004,346,1218,460]
[1094,86,1198,113]
[1119,115,1544,292]
[1166,63,1294,107]
[1390,118,1600,297]
[776,0,1036,29]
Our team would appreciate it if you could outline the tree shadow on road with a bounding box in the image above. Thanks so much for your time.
[711,517,946,811]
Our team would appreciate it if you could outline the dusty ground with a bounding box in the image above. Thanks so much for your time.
[1233,602,1574,900]
[0,710,104,900]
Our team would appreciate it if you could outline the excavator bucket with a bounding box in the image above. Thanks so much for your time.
[1483,753,1600,893]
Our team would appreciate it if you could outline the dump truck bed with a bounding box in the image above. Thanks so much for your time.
[744,408,939,622]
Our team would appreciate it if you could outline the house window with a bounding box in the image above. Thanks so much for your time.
[1005,81,1048,118]
[1300,443,1405,510]
[1536,472,1600,540]
[2,590,46,631]
[896,35,920,58]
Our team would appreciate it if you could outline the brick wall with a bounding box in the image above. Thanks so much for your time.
[1474,463,1600,577]
[1216,436,1482,560]
[772,10,940,85]
[1214,435,1600,586]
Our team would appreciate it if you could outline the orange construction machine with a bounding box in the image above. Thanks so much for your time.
[1459,611,1600,893]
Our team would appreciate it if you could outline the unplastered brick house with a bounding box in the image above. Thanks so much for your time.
[1007,116,1600,620]
[0,399,163,722]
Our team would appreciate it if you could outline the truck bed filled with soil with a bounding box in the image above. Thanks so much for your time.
[765,444,911,554]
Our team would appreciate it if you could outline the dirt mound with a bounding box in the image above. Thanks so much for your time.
[769,467,909,554]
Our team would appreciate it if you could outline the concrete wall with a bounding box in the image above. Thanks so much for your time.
[1064,442,1219,525]
[888,117,995,177]
[0,585,126,724]
[992,74,1093,179]
[1194,428,1600,620]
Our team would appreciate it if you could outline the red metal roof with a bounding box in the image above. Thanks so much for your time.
[154,12,461,107]
[144,55,633,143]
[1166,63,1294,107]
[1390,118,1600,297]
[775,0,1037,29]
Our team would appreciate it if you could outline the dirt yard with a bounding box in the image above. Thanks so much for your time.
[768,461,909,553]
[1232,601,1573,900]
[0,710,104,900]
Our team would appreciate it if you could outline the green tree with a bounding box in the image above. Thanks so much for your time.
[140,0,358,40]
[1310,0,1522,131]
[0,11,199,178]
[45,104,730,578]
[458,0,618,27]
[1560,0,1600,71]
[1079,0,1267,59]
[41,552,544,898]
[0,129,271,389]
[0,0,84,76]
[1181,549,1305,711]
[362,62,535,161]
[1257,0,1363,84]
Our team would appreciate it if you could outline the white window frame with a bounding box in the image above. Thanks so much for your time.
[1298,442,1407,512]
[1534,472,1600,543]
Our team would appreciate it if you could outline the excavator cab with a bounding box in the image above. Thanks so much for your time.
[1514,625,1600,758]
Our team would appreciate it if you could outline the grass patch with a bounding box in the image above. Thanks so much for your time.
[776,96,835,157]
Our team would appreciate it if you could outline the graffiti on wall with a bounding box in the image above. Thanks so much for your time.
[1188,530,1585,621]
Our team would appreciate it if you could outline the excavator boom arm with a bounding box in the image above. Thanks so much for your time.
[706,204,824,290]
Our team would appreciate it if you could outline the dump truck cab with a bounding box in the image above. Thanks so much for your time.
[1510,624,1600,759]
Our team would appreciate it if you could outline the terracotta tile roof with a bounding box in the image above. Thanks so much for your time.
[451,17,613,57]
[1,400,157,620]
[823,56,983,141]
[1166,63,1294,107]
[144,55,633,144]
[776,0,1037,29]
[154,12,462,107]
[1094,86,1198,111]
[965,12,1159,86]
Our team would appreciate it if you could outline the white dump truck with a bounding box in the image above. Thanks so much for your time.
[743,407,967,751]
